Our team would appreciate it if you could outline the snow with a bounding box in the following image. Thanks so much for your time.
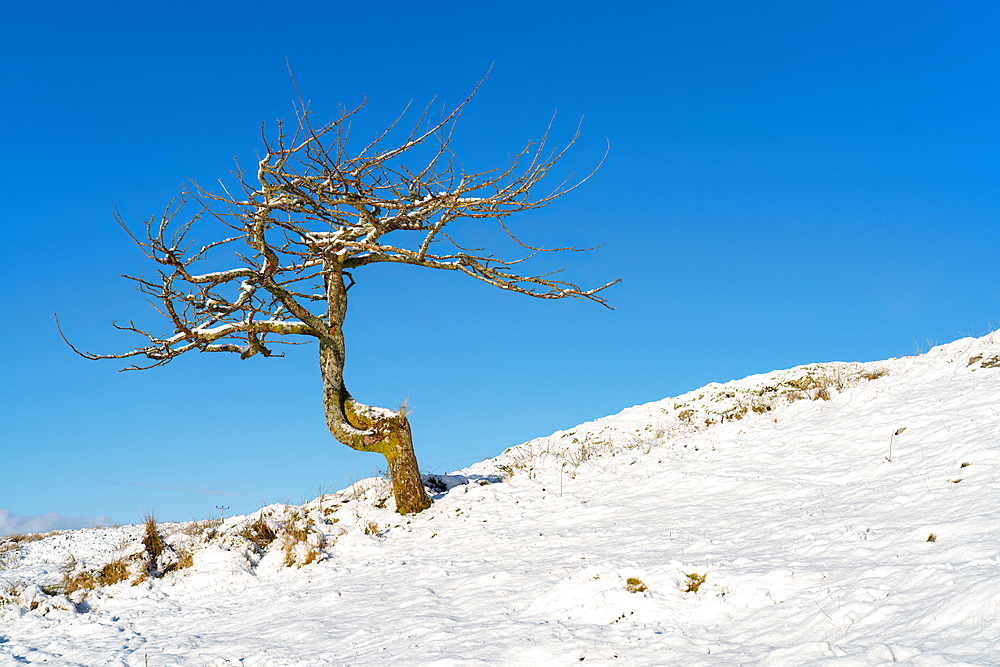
[2,333,999,666]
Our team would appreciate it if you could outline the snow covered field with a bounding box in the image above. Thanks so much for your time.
[2,333,999,666]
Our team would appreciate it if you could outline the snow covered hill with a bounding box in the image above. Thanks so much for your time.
[2,333,999,666]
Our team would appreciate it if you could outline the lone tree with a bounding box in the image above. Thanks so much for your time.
[61,85,618,514]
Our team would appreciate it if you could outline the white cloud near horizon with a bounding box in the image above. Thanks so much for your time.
[0,508,115,537]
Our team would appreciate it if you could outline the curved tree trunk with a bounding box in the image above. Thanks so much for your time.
[342,397,431,514]
[318,264,431,514]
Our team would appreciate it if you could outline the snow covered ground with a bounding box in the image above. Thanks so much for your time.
[2,332,999,666]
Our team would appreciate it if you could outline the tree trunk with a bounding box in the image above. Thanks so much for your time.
[318,265,432,514]
[342,399,431,515]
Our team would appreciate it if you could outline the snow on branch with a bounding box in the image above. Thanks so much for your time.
[62,80,617,370]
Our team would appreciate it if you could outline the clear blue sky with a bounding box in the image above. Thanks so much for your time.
[2,1,998,531]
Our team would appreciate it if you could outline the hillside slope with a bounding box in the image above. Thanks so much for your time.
[2,332,999,666]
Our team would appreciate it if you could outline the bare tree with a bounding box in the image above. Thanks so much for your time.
[60,83,618,514]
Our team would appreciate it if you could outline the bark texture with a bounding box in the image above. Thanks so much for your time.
[343,397,430,514]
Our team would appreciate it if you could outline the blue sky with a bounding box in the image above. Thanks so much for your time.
[2,1,998,532]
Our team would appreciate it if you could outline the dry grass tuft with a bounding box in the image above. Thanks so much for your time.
[284,511,311,543]
[684,572,707,593]
[161,546,195,575]
[0,582,23,607]
[50,552,140,599]
[143,514,164,562]
[860,368,889,381]
[239,515,278,552]
[496,448,538,480]
[97,559,129,586]
[48,556,97,599]
[281,534,321,568]
[783,389,806,403]
[2,533,44,549]
[281,535,297,568]
[279,512,323,568]
[176,547,194,570]
[181,519,220,537]
[625,577,648,594]
[398,397,413,419]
